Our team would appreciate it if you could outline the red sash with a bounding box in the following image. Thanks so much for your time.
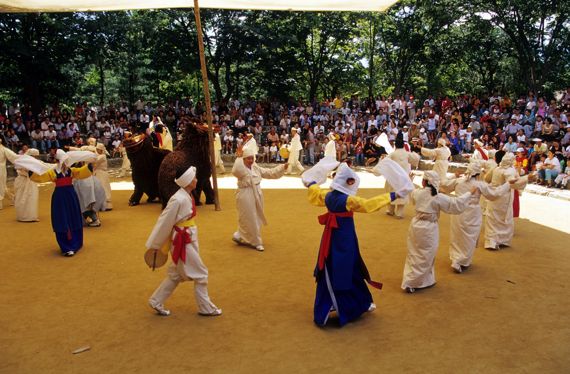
[155,132,163,147]
[404,143,410,152]
[55,177,73,187]
[476,147,488,160]
[317,211,353,271]
[513,190,520,218]
[171,197,197,265]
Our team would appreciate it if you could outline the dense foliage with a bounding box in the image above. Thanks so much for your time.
[1,0,569,111]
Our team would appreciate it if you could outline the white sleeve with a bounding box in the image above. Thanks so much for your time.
[145,199,180,250]
[437,192,472,215]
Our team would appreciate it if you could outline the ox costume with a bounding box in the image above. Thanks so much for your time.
[31,150,96,256]
[402,171,474,292]
[231,147,287,251]
[307,163,397,326]
[147,166,221,317]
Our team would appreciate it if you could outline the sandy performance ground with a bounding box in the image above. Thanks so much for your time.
[1,177,569,373]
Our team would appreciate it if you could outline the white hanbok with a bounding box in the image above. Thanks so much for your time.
[74,175,107,213]
[402,188,472,290]
[14,168,39,222]
[386,148,419,217]
[286,133,304,174]
[324,140,337,159]
[421,146,451,180]
[442,177,510,270]
[214,133,225,174]
[147,188,219,314]
[484,164,528,249]
[0,144,17,208]
[94,154,113,209]
[232,157,286,247]
[118,145,131,177]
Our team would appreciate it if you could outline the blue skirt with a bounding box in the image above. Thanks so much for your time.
[51,185,84,253]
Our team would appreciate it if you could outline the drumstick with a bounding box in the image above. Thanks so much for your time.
[152,250,157,271]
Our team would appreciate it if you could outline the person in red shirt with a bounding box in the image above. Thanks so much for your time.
[515,147,529,175]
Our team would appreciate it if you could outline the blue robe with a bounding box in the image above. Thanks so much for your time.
[314,190,374,326]
[51,170,84,253]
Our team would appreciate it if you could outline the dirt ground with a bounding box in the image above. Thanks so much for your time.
[1,181,569,373]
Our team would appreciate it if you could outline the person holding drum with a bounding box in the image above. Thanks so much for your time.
[145,165,222,317]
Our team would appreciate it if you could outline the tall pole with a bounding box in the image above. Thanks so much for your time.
[193,0,221,211]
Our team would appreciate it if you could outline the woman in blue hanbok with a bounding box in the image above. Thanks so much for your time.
[32,149,95,256]
[306,163,397,326]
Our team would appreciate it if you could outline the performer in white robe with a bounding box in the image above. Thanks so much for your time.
[385,136,420,219]
[118,132,131,178]
[0,139,17,210]
[420,138,451,180]
[484,153,529,250]
[214,131,225,174]
[13,149,41,222]
[286,128,304,175]
[232,146,287,251]
[147,166,221,317]
[402,171,477,293]
[242,133,258,158]
[324,133,338,159]
[440,162,510,272]
[94,143,113,210]
[469,139,489,163]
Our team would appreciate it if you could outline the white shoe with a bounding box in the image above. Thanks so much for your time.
[64,251,75,257]
[232,232,244,245]
[386,211,394,216]
[405,287,416,294]
[149,302,171,316]
[367,303,377,312]
[255,245,265,252]
[199,308,222,317]
[451,263,462,273]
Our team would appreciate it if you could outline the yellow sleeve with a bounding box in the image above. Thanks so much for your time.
[307,184,328,207]
[346,193,393,213]
[31,169,56,183]
[71,164,92,180]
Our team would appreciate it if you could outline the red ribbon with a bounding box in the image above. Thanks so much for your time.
[172,226,191,264]
[513,189,520,218]
[317,211,353,271]
[476,147,489,161]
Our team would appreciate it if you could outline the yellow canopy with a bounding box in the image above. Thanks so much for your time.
[0,0,398,12]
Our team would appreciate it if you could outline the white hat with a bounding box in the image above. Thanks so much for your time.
[423,170,440,191]
[532,138,542,142]
[175,166,196,187]
[474,139,484,147]
[466,161,482,177]
[500,152,515,168]
[55,149,69,172]
[484,110,489,115]
[516,147,525,153]
[470,114,476,119]
[420,128,425,133]
[330,163,360,196]
[242,147,256,158]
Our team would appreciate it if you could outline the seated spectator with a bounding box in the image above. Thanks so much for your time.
[538,151,561,187]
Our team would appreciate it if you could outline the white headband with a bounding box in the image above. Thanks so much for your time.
[175,166,197,187]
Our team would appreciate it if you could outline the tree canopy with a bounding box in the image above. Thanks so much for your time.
[1,0,569,111]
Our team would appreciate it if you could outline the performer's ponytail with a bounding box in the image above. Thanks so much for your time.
[426,182,438,196]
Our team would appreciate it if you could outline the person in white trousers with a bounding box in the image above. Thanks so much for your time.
[286,128,304,175]
[147,166,221,317]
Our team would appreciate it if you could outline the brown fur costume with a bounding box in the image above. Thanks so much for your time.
[124,133,170,205]
[158,121,214,209]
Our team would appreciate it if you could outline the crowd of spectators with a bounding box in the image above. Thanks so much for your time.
[2,88,570,187]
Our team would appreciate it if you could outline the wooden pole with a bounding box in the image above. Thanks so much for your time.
[193,0,221,211]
